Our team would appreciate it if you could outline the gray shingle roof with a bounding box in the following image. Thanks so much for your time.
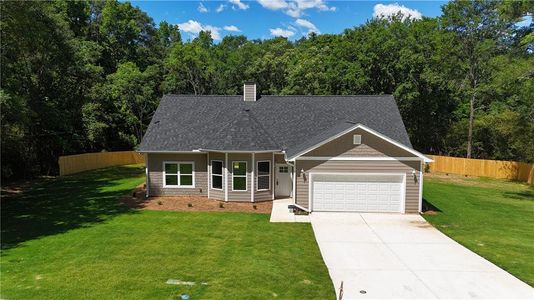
[139,95,413,155]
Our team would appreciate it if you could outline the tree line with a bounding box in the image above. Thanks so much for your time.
[1,0,532,180]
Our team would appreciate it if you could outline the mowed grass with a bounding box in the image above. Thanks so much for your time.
[1,165,334,299]
[422,173,534,286]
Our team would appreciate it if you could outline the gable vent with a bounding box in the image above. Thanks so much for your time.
[243,81,256,101]
[353,134,362,145]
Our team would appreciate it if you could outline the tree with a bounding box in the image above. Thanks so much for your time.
[104,62,160,145]
[440,0,515,158]
[163,37,216,95]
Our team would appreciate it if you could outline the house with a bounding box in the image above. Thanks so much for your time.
[138,82,432,213]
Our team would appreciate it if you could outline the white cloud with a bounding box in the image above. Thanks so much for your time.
[229,0,249,10]
[177,20,222,40]
[178,20,204,34]
[197,2,208,13]
[224,25,241,32]
[373,3,422,21]
[270,27,295,38]
[257,0,335,17]
[216,4,226,12]
[204,25,222,40]
[295,18,319,34]
[257,0,288,10]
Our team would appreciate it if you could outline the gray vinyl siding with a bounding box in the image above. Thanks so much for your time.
[303,128,417,158]
[227,153,252,202]
[295,160,421,213]
[208,152,225,200]
[274,154,286,164]
[296,127,422,213]
[147,153,208,197]
[146,151,283,203]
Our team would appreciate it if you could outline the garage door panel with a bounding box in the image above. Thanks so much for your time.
[312,174,403,213]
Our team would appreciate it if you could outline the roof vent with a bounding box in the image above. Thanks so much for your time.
[243,81,256,102]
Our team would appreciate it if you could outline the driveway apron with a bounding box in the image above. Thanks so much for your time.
[310,212,534,299]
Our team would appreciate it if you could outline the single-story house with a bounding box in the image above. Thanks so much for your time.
[138,82,432,213]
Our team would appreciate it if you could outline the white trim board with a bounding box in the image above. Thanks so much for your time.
[197,149,282,154]
[138,151,205,154]
[287,123,433,163]
[295,156,424,161]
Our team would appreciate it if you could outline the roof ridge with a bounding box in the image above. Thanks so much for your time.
[164,94,393,98]
[260,94,393,97]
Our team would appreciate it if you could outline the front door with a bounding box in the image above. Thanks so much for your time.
[275,164,292,198]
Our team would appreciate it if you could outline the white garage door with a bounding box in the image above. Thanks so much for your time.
[312,174,404,212]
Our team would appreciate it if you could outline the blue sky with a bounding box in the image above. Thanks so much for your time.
[129,1,448,41]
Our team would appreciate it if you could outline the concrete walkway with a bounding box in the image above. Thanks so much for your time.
[269,198,310,223]
[310,212,533,299]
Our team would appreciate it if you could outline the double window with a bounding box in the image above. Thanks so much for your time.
[232,161,247,191]
[211,160,223,190]
[164,162,194,187]
[257,161,271,191]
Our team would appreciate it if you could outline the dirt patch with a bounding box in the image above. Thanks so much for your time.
[121,185,272,214]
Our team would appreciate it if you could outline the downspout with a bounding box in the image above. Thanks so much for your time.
[144,153,150,197]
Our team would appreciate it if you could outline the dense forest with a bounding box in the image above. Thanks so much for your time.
[1,0,533,180]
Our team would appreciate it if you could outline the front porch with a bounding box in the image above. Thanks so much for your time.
[145,151,295,202]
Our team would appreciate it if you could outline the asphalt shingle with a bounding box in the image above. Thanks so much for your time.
[138,95,412,154]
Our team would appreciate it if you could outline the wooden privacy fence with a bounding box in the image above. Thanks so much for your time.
[428,155,534,184]
[59,151,145,176]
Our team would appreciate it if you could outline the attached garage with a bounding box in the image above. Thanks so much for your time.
[310,174,405,213]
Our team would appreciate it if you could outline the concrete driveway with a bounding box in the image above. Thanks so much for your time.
[310,212,533,299]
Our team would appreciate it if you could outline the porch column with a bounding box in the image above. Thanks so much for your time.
[207,152,210,199]
[251,152,255,202]
[144,153,150,197]
[271,152,275,200]
[224,152,228,202]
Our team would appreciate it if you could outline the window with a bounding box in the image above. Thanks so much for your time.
[257,161,271,191]
[232,161,247,191]
[278,166,289,173]
[211,160,223,190]
[353,134,362,145]
[164,162,194,187]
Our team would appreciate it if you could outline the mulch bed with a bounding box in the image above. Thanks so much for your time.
[121,185,272,214]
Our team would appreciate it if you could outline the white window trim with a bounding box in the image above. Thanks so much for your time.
[232,161,248,192]
[256,160,271,191]
[211,160,224,190]
[162,161,195,188]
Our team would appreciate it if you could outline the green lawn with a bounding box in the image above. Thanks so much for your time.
[1,165,334,299]
[422,173,534,286]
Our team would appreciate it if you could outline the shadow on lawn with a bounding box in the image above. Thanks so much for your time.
[502,189,534,201]
[422,198,442,214]
[1,165,144,250]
